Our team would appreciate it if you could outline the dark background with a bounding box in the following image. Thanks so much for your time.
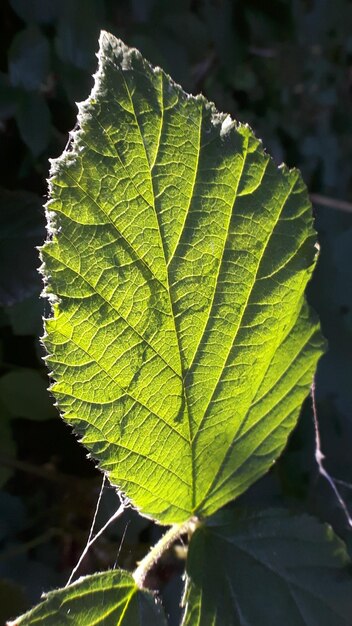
[0,0,352,623]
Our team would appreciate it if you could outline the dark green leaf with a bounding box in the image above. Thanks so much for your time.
[183,508,352,625]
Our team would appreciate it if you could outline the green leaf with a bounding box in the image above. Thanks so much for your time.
[42,31,323,524]
[8,26,50,92]
[183,508,352,625]
[8,570,167,626]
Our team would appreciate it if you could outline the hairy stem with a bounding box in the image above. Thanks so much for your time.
[133,517,199,588]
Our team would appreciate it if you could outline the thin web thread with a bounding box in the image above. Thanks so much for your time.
[66,476,126,586]
[113,520,130,569]
[311,380,352,528]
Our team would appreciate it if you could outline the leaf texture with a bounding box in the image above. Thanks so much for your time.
[8,570,167,626]
[183,509,352,626]
[42,31,323,523]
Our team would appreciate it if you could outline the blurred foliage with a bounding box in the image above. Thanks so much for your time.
[0,0,351,623]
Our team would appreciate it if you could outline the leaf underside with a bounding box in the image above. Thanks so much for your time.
[42,31,323,523]
[183,508,352,626]
[8,570,166,626]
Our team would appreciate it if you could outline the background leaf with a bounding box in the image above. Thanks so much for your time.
[55,0,104,71]
[15,93,51,157]
[9,570,167,626]
[0,368,57,421]
[0,189,44,306]
[183,508,352,625]
[43,31,323,524]
[8,26,50,92]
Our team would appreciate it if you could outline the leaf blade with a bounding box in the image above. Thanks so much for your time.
[42,31,323,523]
[8,570,167,626]
[183,509,352,626]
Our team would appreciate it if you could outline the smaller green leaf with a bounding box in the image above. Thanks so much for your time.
[8,570,167,626]
[183,508,352,626]
[15,93,51,156]
[0,369,57,421]
[8,26,50,92]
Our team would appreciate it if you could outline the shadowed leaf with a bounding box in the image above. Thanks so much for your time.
[183,508,352,625]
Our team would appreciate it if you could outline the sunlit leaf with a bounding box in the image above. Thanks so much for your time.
[42,31,323,523]
[8,570,167,626]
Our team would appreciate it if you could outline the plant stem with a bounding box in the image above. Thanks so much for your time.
[133,517,199,588]
[310,193,352,214]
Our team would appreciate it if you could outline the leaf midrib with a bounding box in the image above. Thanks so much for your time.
[120,63,195,453]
